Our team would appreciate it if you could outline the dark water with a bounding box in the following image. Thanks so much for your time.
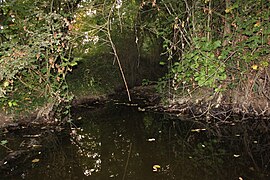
[1,102,270,179]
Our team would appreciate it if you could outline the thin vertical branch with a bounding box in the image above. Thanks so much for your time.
[223,0,231,46]
[207,0,212,41]
[107,3,131,101]
[50,0,54,13]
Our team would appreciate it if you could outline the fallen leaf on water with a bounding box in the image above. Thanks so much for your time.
[147,138,155,142]
[191,128,206,132]
[32,159,40,163]
[32,145,42,148]
[153,165,161,172]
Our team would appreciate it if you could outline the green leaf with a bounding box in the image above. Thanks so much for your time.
[70,61,78,67]
[213,40,221,49]
[159,61,166,65]
[1,140,8,145]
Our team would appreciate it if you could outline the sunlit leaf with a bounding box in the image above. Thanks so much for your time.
[159,61,166,65]
[70,61,78,67]
[3,81,9,87]
[251,64,258,70]
[0,140,8,145]
[254,22,260,27]
[225,8,232,13]
[260,61,269,67]
[181,21,185,28]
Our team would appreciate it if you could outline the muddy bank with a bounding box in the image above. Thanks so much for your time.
[145,89,270,121]
[1,85,269,131]
[110,85,270,120]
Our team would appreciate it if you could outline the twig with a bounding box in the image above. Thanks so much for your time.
[0,144,13,152]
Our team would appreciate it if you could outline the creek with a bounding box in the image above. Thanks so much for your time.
[0,101,270,179]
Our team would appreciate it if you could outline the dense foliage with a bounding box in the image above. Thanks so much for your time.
[163,0,270,96]
[1,0,270,116]
[74,0,270,97]
[72,0,270,116]
[0,0,79,115]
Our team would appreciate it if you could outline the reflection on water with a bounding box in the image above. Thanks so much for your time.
[1,102,270,179]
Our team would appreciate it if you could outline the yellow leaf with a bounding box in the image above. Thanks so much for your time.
[254,22,260,27]
[251,64,258,70]
[225,7,232,13]
[36,53,40,59]
[191,128,207,132]
[3,81,9,87]
[181,21,185,28]
[153,165,161,172]
[32,159,40,163]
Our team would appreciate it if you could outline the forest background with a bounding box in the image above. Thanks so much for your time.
[0,0,270,121]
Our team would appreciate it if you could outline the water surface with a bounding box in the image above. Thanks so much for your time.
[1,102,270,179]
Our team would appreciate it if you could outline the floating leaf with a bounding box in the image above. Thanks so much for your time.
[138,107,146,112]
[153,165,161,172]
[191,128,207,132]
[32,159,40,163]
[201,144,206,148]
[147,138,155,142]
[233,154,240,158]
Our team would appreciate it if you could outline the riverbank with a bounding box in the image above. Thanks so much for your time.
[163,89,270,120]
[108,85,270,121]
[1,84,269,130]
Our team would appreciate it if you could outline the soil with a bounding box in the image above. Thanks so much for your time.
[0,113,13,129]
